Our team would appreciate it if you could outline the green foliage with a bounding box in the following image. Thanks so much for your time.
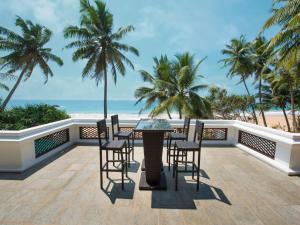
[135,53,211,119]
[206,86,252,121]
[0,104,70,130]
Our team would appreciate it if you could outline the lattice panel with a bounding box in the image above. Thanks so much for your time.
[238,130,276,159]
[79,127,109,139]
[34,129,69,158]
[120,127,142,139]
[203,128,227,140]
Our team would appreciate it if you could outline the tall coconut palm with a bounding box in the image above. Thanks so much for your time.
[135,53,211,119]
[252,36,272,127]
[0,16,63,110]
[135,55,173,119]
[151,53,211,119]
[64,0,139,118]
[220,35,258,124]
[263,71,292,132]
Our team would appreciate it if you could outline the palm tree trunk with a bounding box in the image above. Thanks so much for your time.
[166,108,172,119]
[241,77,258,124]
[178,108,182,119]
[282,106,291,132]
[242,110,247,121]
[1,68,27,110]
[258,78,267,127]
[104,66,108,119]
[290,90,297,132]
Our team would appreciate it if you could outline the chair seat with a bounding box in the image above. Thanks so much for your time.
[175,140,199,150]
[170,133,187,140]
[102,140,126,150]
[114,131,133,138]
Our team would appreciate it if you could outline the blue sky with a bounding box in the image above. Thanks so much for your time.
[0,0,276,100]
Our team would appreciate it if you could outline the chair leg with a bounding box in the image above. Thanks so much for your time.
[131,134,135,160]
[172,145,176,178]
[106,149,109,178]
[192,151,195,180]
[166,137,170,163]
[197,150,201,191]
[121,149,124,190]
[99,149,103,189]
[113,151,115,167]
[168,149,171,171]
[127,137,130,168]
[125,145,128,178]
[185,151,187,171]
[175,150,179,191]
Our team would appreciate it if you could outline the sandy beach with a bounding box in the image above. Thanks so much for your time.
[256,111,295,131]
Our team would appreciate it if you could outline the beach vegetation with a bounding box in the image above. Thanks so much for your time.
[0,104,70,130]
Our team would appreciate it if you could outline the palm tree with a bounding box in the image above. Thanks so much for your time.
[152,53,211,119]
[262,0,300,31]
[0,16,63,110]
[262,72,292,132]
[135,55,173,119]
[252,36,272,127]
[169,53,211,119]
[220,35,258,124]
[135,53,211,119]
[64,0,139,118]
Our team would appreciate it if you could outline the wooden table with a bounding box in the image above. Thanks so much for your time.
[134,119,172,190]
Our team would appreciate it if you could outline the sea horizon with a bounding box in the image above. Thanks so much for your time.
[6,99,290,117]
[7,99,151,114]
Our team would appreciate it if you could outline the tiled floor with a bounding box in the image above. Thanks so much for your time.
[0,146,300,225]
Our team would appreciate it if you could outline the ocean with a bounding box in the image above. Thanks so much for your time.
[8,99,151,115]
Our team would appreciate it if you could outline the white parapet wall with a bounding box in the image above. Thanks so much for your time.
[0,118,299,175]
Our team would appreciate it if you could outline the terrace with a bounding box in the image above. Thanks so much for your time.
[0,118,300,225]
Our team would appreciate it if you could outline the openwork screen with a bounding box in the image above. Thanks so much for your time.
[238,130,276,159]
[34,129,69,158]
[203,128,227,140]
[120,127,142,139]
[79,127,109,139]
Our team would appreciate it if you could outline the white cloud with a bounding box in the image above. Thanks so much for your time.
[6,0,78,32]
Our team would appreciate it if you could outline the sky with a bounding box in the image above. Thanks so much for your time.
[0,0,276,100]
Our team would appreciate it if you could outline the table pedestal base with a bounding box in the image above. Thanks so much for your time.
[139,171,167,190]
[141,159,164,171]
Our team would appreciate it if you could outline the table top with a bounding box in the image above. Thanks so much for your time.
[134,119,172,132]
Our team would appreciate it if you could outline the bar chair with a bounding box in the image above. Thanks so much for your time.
[173,120,204,191]
[111,115,135,167]
[167,117,191,170]
[97,119,128,190]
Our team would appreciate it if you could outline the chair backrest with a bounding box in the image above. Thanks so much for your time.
[193,120,204,147]
[97,119,108,149]
[111,115,119,138]
[183,117,191,139]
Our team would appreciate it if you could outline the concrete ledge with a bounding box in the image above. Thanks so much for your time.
[0,118,299,175]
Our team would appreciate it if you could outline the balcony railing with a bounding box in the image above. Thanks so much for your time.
[0,118,299,175]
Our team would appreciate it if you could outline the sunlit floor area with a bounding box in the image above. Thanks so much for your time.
[0,146,300,225]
